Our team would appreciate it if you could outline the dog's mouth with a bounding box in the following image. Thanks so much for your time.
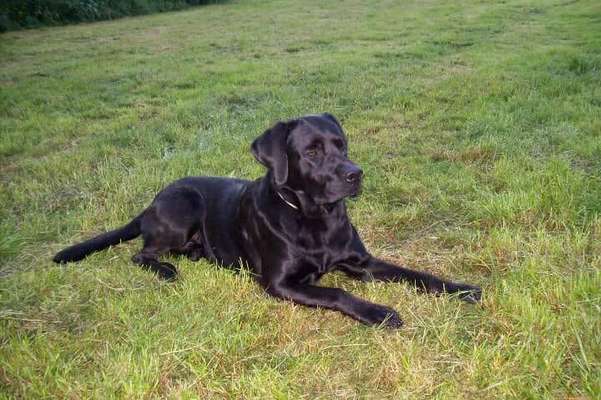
[328,183,362,203]
[321,187,361,212]
[286,178,362,209]
[349,187,362,199]
[347,180,363,199]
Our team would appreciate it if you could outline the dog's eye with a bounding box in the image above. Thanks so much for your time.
[305,148,319,158]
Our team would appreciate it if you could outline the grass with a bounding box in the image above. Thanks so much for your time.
[1,0,600,398]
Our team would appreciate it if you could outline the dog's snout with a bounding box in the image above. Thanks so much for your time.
[345,167,363,184]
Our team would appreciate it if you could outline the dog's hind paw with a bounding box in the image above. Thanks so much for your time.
[157,262,178,281]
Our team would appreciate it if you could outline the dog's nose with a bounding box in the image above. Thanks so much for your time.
[345,168,363,184]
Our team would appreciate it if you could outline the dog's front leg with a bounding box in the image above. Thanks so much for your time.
[340,256,482,303]
[265,283,403,328]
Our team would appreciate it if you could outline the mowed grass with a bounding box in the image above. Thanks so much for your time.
[1,0,600,398]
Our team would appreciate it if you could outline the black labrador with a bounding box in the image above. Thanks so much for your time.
[54,113,481,328]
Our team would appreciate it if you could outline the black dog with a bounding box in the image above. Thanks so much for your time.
[54,113,480,328]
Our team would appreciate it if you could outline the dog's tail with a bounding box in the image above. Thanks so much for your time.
[53,215,142,263]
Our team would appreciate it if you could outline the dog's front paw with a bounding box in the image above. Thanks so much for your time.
[452,283,482,304]
[360,303,403,329]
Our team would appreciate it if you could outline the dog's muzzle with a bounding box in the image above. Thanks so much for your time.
[341,163,363,197]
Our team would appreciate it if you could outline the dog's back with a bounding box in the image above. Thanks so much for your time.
[54,176,252,268]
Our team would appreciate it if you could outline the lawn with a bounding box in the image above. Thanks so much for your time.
[1,0,600,398]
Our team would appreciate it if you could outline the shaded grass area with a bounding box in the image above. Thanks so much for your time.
[0,0,225,32]
[1,0,600,398]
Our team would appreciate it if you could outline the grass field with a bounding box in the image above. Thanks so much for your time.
[1,0,600,398]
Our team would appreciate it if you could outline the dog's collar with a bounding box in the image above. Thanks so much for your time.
[277,191,299,210]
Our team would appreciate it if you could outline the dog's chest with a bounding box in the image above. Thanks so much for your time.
[291,220,351,278]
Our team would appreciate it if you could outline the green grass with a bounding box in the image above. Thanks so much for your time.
[1,0,600,398]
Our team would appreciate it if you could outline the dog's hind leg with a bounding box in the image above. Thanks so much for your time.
[132,250,178,281]
[131,186,210,280]
[171,231,206,261]
[132,219,189,280]
[132,218,191,280]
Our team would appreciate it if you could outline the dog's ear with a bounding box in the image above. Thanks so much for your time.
[321,113,342,131]
[251,120,294,186]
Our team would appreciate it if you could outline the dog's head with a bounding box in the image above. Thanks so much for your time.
[252,113,362,207]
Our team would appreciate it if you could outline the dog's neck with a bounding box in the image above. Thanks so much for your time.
[276,191,299,210]
[274,184,342,218]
